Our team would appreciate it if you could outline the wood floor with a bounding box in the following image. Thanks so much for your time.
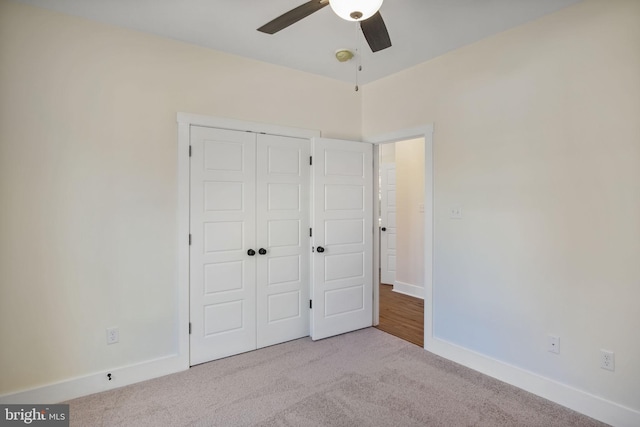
[375,283,424,347]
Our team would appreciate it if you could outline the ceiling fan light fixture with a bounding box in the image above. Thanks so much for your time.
[329,0,384,22]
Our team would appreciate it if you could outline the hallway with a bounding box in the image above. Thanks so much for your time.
[375,283,424,347]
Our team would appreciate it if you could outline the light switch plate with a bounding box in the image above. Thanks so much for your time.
[450,207,462,219]
[548,335,560,354]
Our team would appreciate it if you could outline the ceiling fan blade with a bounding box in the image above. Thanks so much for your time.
[257,0,329,34]
[360,12,392,52]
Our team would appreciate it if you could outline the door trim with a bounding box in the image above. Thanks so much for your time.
[366,124,434,348]
[177,112,320,368]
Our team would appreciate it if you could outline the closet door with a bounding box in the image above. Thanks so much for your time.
[256,134,310,348]
[190,126,257,365]
[311,138,373,340]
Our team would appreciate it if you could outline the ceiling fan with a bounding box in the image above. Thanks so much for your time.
[257,0,392,53]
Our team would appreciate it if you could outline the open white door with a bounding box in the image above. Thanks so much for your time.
[380,163,397,284]
[311,138,373,340]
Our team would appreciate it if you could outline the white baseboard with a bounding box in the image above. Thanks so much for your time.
[4,336,636,426]
[0,353,188,404]
[393,281,424,299]
[425,337,640,427]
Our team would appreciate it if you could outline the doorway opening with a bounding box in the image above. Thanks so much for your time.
[374,138,426,347]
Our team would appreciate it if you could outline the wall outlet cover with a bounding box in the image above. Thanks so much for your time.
[548,335,560,354]
[106,327,119,345]
[600,349,615,371]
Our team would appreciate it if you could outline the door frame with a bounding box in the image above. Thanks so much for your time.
[176,112,320,368]
[366,124,434,348]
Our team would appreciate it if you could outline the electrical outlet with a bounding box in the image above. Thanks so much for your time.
[106,327,119,345]
[600,350,615,371]
[548,335,560,354]
[450,207,462,219]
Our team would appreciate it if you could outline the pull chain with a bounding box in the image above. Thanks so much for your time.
[355,49,360,92]
[355,23,362,92]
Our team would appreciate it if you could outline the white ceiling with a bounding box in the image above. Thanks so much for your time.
[14,0,582,84]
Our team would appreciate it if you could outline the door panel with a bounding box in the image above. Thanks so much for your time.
[325,252,365,281]
[190,126,257,365]
[326,219,364,245]
[256,134,310,348]
[311,138,373,340]
[380,163,397,284]
[325,285,364,316]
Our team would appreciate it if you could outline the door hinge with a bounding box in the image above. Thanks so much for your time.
[189,145,192,157]
[309,300,313,309]
[309,228,312,237]
[189,322,192,334]
[309,156,312,165]
[189,234,192,245]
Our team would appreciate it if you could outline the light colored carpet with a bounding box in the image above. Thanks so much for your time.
[66,328,607,426]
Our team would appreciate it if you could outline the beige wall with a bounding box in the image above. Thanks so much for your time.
[0,1,360,395]
[364,0,640,411]
[394,139,425,294]
[379,142,395,164]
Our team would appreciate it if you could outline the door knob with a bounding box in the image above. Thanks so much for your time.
[258,248,267,255]
[247,249,256,256]
[381,227,387,231]
[316,246,325,253]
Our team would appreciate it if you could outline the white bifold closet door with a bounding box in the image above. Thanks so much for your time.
[189,126,310,366]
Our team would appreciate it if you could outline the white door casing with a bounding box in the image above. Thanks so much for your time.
[311,138,374,340]
[256,134,310,348]
[380,163,397,285]
[190,126,257,365]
